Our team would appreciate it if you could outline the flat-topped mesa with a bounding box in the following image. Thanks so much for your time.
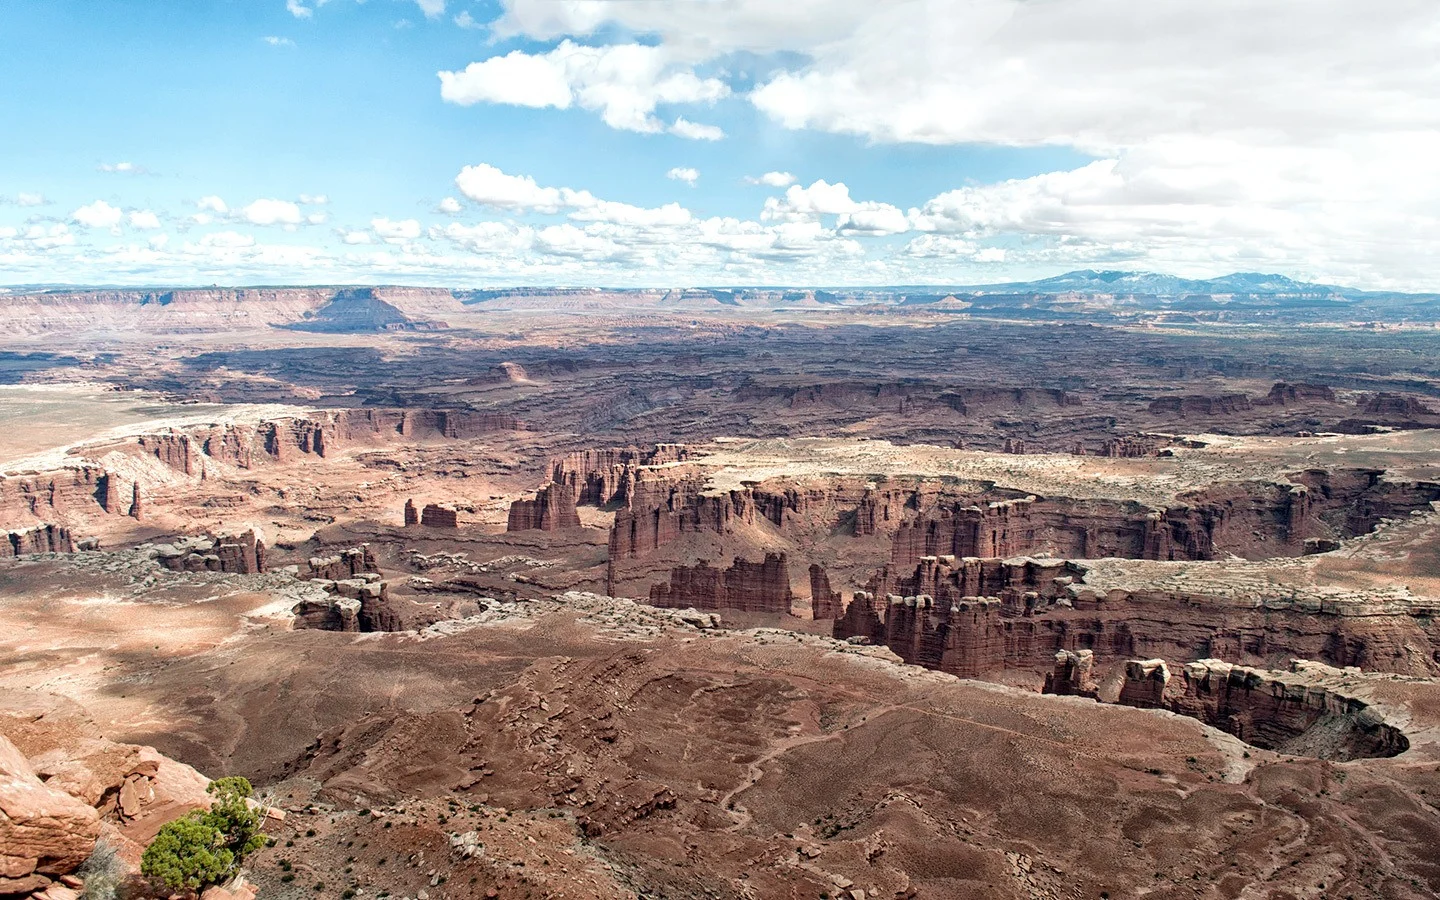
[506,483,581,531]
[420,504,459,528]
[2,524,74,558]
[305,544,379,581]
[134,408,522,472]
[1119,658,1409,760]
[647,553,794,615]
[1043,649,1099,698]
[152,529,266,574]
[1148,393,1254,417]
[551,443,689,507]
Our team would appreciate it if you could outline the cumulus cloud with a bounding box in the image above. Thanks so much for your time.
[454,11,481,29]
[72,200,123,229]
[666,167,699,186]
[299,193,328,205]
[413,0,445,19]
[286,0,312,18]
[454,162,694,228]
[745,171,796,188]
[668,118,724,141]
[263,35,296,47]
[436,196,463,215]
[438,41,729,135]
[98,161,147,175]
[128,210,162,230]
[197,196,228,213]
[239,198,303,226]
[372,217,423,242]
[1,192,48,207]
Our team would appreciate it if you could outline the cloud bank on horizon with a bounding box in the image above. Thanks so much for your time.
[1,0,1437,289]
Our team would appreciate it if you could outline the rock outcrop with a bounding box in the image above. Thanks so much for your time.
[837,554,1440,681]
[647,553,794,614]
[506,484,581,531]
[1118,658,1410,760]
[1043,649,1098,698]
[3,525,73,558]
[551,444,688,507]
[808,565,842,620]
[305,544,378,581]
[420,504,458,528]
[0,736,101,897]
[292,574,395,631]
[152,530,266,574]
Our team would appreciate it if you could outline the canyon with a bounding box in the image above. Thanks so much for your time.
[3,286,1440,898]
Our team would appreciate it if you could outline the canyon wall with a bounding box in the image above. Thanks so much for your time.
[506,484,581,531]
[1118,659,1409,760]
[647,553,793,614]
[837,554,1440,680]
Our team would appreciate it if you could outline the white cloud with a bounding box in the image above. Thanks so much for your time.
[98,161,147,175]
[668,117,724,141]
[455,163,566,212]
[129,210,162,230]
[239,198,303,226]
[306,213,327,225]
[263,35,296,47]
[414,0,445,19]
[436,196,463,214]
[286,0,312,18]
[666,167,699,186]
[454,10,481,29]
[341,230,373,245]
[200,231,256,249]
[438,41,729,135]
[745,171,795,188]
[197,195,228,213]
[372,217,423,242]
[299,193,328,205]
[472,0,1440,286]
[72,200,123,229]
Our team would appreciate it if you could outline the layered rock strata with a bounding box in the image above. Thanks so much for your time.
[647,553,793,614]
[152,530,266,574]
[506,484,581,531]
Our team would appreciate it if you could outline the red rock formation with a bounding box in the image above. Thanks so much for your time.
[551,444,688,507]
[306,544,379,581]
[840,553,1440,682]
[506,484,581,531]
[1264,382,1336,405]
[0,735,102,896]
[404,499,419,526]
[3,524,74,558]
[420,504,459,528]
[1360,392,1434,417]
[129,482,143,521]
[1148,394,1253,417]
[1118,659,1171,708]
[647,553,793,614]
[154,529,266,574]
[808,564,842,620]
[1043,649,1098,698]
[1121,659,1409,759]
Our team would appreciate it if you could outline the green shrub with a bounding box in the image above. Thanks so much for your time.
[140,776,267,891]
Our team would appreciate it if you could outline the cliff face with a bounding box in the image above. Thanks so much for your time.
[2,524,74,558]
[551,444,688,507]
[1118,659,1409,760]
[0,408,523,534]
[837,554,1440,680]
[0,286,464,335]
[647,553,793,614]
[153,530,267,574]
[506,484,581,531]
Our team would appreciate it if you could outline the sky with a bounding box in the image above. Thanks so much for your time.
[1,0,1437,290]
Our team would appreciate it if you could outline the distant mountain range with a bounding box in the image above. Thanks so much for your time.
[907,270,1403,299]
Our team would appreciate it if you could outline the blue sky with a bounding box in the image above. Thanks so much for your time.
[1,0,1435,289]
